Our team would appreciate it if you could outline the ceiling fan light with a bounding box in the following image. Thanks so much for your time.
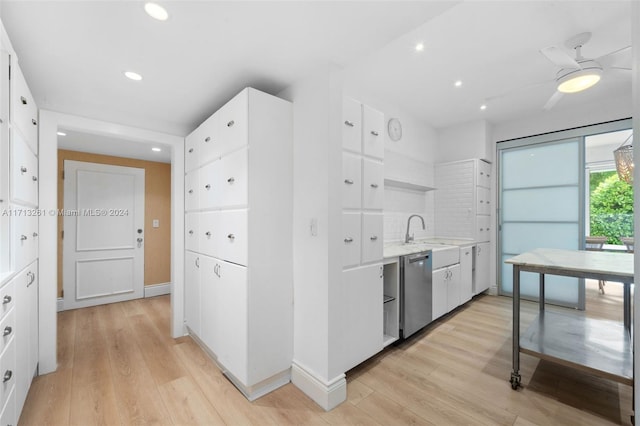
[557,68,602,93]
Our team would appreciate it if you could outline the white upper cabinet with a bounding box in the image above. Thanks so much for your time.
[10,129,38,207]
[342,152,362,209]
[184,170,199,212]
[362,105,384,160]
[342,212,361,268]
[361,213,383,265]
[198,160,221,211]
[219,147,248,209]
[477,160,491,188]
[185,125,201,173]
[185,212,200,252]
[217,90,249,157]
[342,97,362,153]
[199,111,220,165]
[362,159,383,210]
[10,64,37,155]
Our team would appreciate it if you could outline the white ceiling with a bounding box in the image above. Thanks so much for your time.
[0,1,634,159]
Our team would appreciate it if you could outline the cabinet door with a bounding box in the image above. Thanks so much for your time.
[432,268,447,320]
[476,187,490,216]
[199,256,218,353]
[217,90,248,157]
[217,210,248,267]
[220,147,248,208]
[342,98,361,153]
[0,280,15,320]
[342,212,361,268]
[362,105,384,160]
[184,251,201,335]
[185,126,201,173]
[446,264,460,312]
[11,65,38,154]
[0,386,15,426]
[0,308,14,357]
[459,245,474,304]
[199,112,220,166]
[477,160,491,188]
[341,265,383,372]
[216,260,248,383]
[184,170,199,212]
[474,215,491,243]
[198,160,221,210]
[362,158,383,210]
[342,153,361,209]
[10,130,38,207]
[474,242,490,294]
[199,211,219,258]
[361,213,382,264]
[185,212,200,252]
[0,337,15,418]
[14,262,37,414]
[12,214,37,271]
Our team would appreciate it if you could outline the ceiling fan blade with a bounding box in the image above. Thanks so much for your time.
[595,45,631,62]
[543,91,563,111]
[540,46,580,69]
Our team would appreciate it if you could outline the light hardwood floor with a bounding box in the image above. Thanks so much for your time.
[19,280,632,425]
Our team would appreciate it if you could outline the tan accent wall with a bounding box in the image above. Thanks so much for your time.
[57,150,171,297]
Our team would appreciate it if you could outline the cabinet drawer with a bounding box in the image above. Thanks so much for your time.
[474,215,491,242]
[12,213,38,271]
[198,160,221,210]
[217,210,248,266]
[342,212,361,268]
[219,148,248,208]
[362,105,384,160]
[10,130,38,207]
[217,90,248,157]
[361,213,382,264]
[362,159,383,210]
[477,160,491,188]
[199,211,219,258]
[185,126,201,173]
[184,171,200,212]
[0,337,15,413]
[342,153,361,209]
[0,281,14,320]
[476,186,490,215]
[0,309,14,356]
[198,112,220,166]
[185,212,200,252]
[0,385,15,426]
[342,98,362,153]
[11,65,38,153]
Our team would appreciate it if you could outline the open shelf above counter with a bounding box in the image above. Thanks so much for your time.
[384,178,435,192]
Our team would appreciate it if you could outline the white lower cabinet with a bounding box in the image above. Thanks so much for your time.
[459,245,474,304]
[14,261,37,416]
[199,256,218,354]
[474,242,490,294]
[432,264,460,320]
[184,251,201,336]
[0,387,15,426]
[341,264,383,372]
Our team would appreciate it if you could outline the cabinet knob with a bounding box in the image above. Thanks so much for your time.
[20,166,27,174]
[2,295,11,304]
[32,118,37,126]
[480,172,484,175]
[227,120,235,127]
[344,237,353,243]
[227,177,235,184]
[33,232,38,237]
[480,200,484,204]
[188,230,194,235]
[32,176,38,181]
[3,326,11,337]
[3,370,12,383]
[370,130,379,136]
[344,179,354,185]
[195,257,200,268]
[188,189,193,194]
[205,184,211,190]
[370,235,378,241]
[370,183,378,188]
[227,233,235,240]
[188,148,194,153]
[479,228,484,232]
[204,136,211,143]
[344,120,354,127]
[21,234,28,241]
[205,231,211,237]
[21,96,27,105]
[487,174,490,178]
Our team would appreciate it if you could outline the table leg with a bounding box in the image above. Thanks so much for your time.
[511,264,521,390]
[623,282,631,336]
[539,273,545,312]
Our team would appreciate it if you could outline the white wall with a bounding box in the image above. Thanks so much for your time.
[437,119,493,163]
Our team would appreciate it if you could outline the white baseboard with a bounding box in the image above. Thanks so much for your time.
[291,361,346,411]
[144,282,171,298]
[57,298,63,312]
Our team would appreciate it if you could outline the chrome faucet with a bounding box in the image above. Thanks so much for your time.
[405,214,425,243]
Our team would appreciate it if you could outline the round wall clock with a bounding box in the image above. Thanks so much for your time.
[388,118,402,141]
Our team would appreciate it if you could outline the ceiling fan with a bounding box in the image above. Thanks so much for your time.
[539,32,631,110]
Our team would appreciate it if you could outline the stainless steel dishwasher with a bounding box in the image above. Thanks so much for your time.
[400,251,433,339]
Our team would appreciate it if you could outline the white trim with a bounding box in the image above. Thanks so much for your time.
[56,298,63,312]
[291,361,346,411]
[144,282,171,298]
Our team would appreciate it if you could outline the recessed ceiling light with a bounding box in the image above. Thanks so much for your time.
[57,131,67,136]
[124,71,143,81]
[415,42,424,52]
[152,147,162,152]
[144,2,169,21]
[454,80,463,87]
[480,104,487,111]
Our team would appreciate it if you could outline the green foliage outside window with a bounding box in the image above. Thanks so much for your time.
[589,172,634,245]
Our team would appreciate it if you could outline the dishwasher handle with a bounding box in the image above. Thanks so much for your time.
[408,253,430,264]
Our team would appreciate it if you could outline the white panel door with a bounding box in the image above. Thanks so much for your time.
[342,153,362,209]
[63,161,145,310]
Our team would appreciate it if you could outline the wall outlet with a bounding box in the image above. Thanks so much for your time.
[152,219,159,228]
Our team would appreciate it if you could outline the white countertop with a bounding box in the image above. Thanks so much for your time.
[383,238,474,259]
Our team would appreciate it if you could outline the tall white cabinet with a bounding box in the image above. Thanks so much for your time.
[340,98,385,372]
[184,88,292,401]
[435,159,492,295]
[0,45,40,426]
